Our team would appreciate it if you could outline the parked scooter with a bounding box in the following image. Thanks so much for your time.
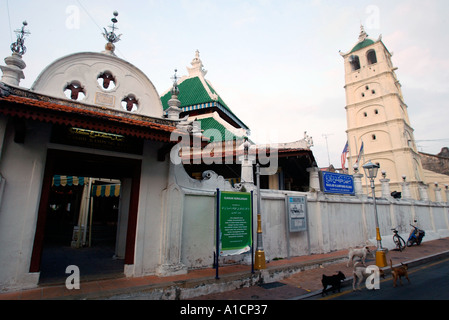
[407,220,425,247]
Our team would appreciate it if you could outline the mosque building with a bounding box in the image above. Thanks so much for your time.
[1,11,446,293]
[0,13,315,290]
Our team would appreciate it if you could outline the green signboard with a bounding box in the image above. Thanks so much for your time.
[219,191,252,256]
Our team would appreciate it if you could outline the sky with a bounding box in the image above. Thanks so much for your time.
[1,0,448,168]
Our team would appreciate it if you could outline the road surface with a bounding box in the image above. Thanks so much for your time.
[317,257,449,300]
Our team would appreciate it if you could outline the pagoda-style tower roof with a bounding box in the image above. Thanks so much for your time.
[161,50,249,132]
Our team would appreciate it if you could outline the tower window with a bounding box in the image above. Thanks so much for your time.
[372,134,377,140]
[374,109,379,114]
[349,55,361,71]
[367,50,377,65]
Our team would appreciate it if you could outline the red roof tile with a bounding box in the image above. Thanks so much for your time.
[0,93,179,142]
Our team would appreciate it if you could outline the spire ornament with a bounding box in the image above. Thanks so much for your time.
[10,21,30,56]
[187,50,207,77]
[102,11,122,54]
[358,24,368,43]
[170,69,180,96]
[166,69,183,120]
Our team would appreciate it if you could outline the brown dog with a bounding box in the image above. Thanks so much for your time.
[390,259,410,287]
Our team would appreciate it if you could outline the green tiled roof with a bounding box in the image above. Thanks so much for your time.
[161,77,230,111]
[161,76,249,130]
[196,117,244,142]
[350,39,375,53]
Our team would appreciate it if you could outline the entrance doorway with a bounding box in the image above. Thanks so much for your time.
[30,150,141,285]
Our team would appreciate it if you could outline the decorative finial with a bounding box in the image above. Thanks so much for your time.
[170,69,180,96]
[188,50,207,77]
[10,21,30,56]
[358,24,368,42]
[166,69,182,120]
[102,11,122,53]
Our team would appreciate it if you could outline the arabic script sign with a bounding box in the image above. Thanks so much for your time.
[320,171,355,195]
[50,125,143,155]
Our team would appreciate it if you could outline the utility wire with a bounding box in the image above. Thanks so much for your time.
[76,0,126,60]
[6,0,13,43]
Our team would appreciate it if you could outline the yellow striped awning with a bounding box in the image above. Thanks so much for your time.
[52,175,86,186]
[92,184,121,197]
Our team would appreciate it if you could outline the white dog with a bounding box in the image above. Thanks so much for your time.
[352,262,385,291]
[347,246,371,267]
[352,262,370,291]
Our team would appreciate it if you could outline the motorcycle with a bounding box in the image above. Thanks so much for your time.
[407,222,425,247]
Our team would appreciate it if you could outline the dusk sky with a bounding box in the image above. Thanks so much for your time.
[1,0,448,167]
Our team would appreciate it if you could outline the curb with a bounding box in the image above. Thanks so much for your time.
[54,255,349,300]
[292,249,449,300]
[10,248,449,300]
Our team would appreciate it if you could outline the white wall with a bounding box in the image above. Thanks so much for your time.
[176,183,449,269]
[0,121,51,290]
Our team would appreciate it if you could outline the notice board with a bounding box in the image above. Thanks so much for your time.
[218,191,252,256]
[286,195,308,232]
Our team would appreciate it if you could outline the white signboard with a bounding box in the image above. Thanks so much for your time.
[286,195,307,232]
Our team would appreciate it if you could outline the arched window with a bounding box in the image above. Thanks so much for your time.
[367,50,377,65]
[97,71,116,91]
[349,55,361,71]
[121,94,139,112]
[64,81,85,101]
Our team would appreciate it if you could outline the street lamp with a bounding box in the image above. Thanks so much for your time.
[363,160,387,268]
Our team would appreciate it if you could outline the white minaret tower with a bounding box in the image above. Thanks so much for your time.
[340,26,425,199]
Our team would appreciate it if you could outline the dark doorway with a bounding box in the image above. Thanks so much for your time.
[30,150,141,285]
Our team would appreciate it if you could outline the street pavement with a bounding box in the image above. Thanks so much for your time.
[1,237,448,300]
[190,237,449,300]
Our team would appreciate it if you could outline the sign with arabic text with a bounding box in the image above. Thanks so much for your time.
[320,171,355,195]
[51,125,143,155]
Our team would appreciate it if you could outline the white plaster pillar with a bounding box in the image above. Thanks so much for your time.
[240,156,255,184]
[307,167,320,192]
[157,182,188,276]
[0,53,26,86]
[434,183,443,202]
[157,146,188,276]
[418,182,429,201]
[379,177,391,199]
[239,138,254,184]
[353,173,364,196]
[401,176,412,200]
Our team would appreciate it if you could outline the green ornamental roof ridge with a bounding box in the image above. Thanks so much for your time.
[203,79,231,112]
